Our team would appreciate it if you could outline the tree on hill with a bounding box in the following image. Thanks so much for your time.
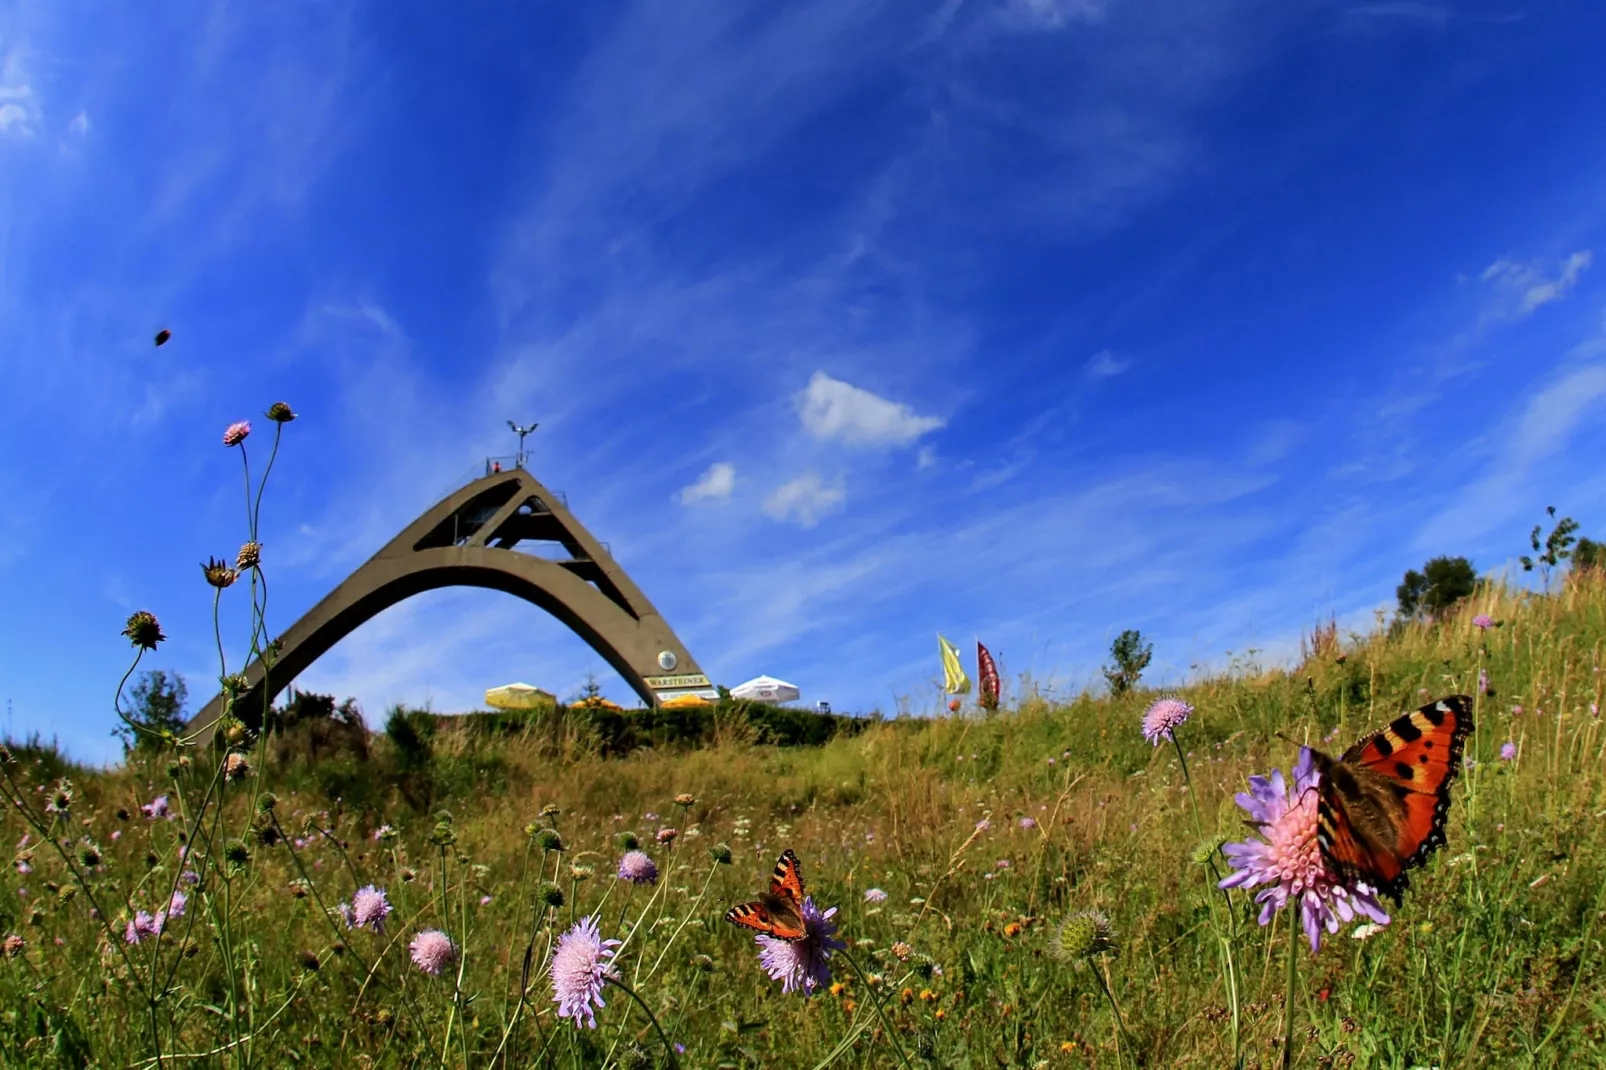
[116,669,188,756]
[1520,505,1579,591]
[1103,629,1153,696]
[1574,536,1603,574]
[1397,556,1478,619]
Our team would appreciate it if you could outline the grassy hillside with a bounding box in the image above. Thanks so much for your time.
[3,571,1604,1067]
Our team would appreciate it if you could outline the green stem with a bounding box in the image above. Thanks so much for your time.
[1094,959,1134,1070]
[1173,731,1241,1065]
[835,948,914,1070]
[607,976,682,1070]
[1281,905,1299,1070]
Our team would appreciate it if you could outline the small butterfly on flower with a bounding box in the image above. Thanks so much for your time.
[724,849,808,941]
[1304,694,1474,904]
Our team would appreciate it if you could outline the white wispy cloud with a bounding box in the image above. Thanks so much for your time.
[1084,350,1130,379]
[763,471,846,527]
[0,49,41,137]
[796,371,944,447]
[1480,250,1593,321]
[1416,358,1606,546]
[1001,0,1111,31]
[677,462,736,504]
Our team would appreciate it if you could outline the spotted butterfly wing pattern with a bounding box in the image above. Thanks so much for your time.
[1309,694,1474,905]
[724,849,808,941]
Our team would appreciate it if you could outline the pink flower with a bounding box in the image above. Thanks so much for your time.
[550,915,620,1028]
[1142,697,1194,745]
[754,897,844,996]
[223,421,251,447]
[1472,614,1494,630]
[1499,742,1517,762]
[1219,749,1390,951]
[1018,817,1037,830]
[409,930,457,976]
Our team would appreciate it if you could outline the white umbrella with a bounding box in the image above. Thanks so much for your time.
[730,675,801,704]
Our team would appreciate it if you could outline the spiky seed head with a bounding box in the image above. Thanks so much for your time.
[265,402,297,423]
[568,863,594,881]
[674,792,696,807]
[539,882,566,909]
[202,557,239,589]
[224,840,251,867]
[615,831,639,851]
[709,842,733,865]
[1051,911,1117,962]
[257,793,278,813]
[692,953,716,973]
[535,828,564,853]
[76,842,102,868]
[539,803,560,818]
[236,542,261,570]
[122,610,166,651]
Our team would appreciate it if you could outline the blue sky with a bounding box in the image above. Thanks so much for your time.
[3,1,1605,764]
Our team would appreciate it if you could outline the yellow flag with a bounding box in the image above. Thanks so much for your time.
[938,633,971,694]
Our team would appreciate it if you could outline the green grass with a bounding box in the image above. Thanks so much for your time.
[3,571,1604,1068]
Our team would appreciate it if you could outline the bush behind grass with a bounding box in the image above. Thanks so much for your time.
[2,570,1604,1067]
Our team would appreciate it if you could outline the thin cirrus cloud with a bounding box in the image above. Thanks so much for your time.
[1479,250,1593,321]
[1084,350,1131,380]
[763,471,846,528]
[677,462,736,504]
[795,371,944,447]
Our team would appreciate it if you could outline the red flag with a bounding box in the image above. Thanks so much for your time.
[977,641,1000,710]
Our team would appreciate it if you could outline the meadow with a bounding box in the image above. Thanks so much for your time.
[2,412,1604,1069]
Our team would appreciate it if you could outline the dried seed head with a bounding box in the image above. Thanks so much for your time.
[236,542,261,571]
[202,557,239,589]
[122,610,167,651]
[265,402,297,423]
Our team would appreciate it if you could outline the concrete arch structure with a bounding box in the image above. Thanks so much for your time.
[187,467,710,740]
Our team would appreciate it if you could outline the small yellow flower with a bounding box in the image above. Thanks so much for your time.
[829,981,846,997]
[934,1009,946,1021]
[1004,922,1023,937]
[1060,1040,1078,1053]
[843,1000,857,1015]
[918,989,937,1002]
[899,987,915,1005]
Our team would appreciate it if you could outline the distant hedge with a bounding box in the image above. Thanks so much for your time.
[459,699,867,756]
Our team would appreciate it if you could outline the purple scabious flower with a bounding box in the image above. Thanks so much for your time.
[167,891,187,919]
[550,914,620,1029]
[1472,614,1494,630]
[349,885,391,932]
[409,930,457,976]
[1142,697,1194,745]
[616,850,658,885]
[223,421,251,447]
[755,896,844,996]
[141,795,171,820]
[1499,741,1517,762]
[125,911,161,944]
[864,888,887,903]
[1478,668,1492,695]
[1018,816,1037,830]
[1218,748,1390,952]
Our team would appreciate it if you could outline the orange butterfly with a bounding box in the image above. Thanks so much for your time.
[725,849,808,941]
[1307,694,1474,905]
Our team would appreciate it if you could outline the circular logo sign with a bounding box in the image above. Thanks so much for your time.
[657,650,678,671]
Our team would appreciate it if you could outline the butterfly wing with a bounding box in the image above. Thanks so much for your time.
[1316,695,1474,904]
[723,850,808,941]
[770,849,806,903]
